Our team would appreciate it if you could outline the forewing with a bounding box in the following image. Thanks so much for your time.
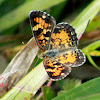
[55,49,86,67]
[43,57,71,81]
[50,23,78,50]
[30,10,56,51]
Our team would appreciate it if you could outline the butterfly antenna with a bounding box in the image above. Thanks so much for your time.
[78,18,91,40]
[22,42,32,49]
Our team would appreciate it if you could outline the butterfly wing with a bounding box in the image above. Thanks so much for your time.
[30,10,56,51]
[43,57,71,81]
[43,49,85,80]
[50,23,78,50]
[55,49,86,67]
[43,23,85,80]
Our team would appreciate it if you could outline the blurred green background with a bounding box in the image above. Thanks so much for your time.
[0,0,100,100]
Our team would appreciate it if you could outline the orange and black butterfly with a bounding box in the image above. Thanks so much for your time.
[30,10,86,81]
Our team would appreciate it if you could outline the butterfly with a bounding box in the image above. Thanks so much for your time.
[29,10,86,81]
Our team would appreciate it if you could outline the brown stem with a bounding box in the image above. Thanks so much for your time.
[36,79,53,99]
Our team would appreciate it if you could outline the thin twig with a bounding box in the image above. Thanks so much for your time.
[36,92,43,99]
[47,79,53,87]
[36,79,53,99]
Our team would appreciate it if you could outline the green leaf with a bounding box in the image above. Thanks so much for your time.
[71,0,100,37]
[82,40,100,55]
[0,0,64,32]
[52,77,100,100]
[90,50,100,56]
[82,40,100,70]
[86,15,100,32]
[49,1,68,21]
[62,79,81,91]
[1,62,48,100]
[57,79,81,93]
[86,51,100,71]
[42,87,55,100]
[0,0,5,5]
[58,79,81,96]
[75,93,100,100]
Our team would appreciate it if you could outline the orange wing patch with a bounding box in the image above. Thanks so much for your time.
[43,57,71,81]
[55,49,85,67]
[30,11,56,51]
[34,17,51,30]
[52,67,65,76]
[55,50,77,64]
[51,29,72,48]
[50,23,78,50]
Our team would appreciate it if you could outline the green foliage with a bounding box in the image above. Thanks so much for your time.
[82,40,100,53]
[57,79,81,96]
[75,93,100,100]
[48,1,67,21]
[82,40,100,70]
[42,87,55,100]
[62,79,81,91]
[86,16,100,32]
[52,77,100,100]
[0,0,64,33]
[71,0,100,36]
[0,0,5,5]
[57,79,81,92]
[90,50,100,56]
[1,62,48,100]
